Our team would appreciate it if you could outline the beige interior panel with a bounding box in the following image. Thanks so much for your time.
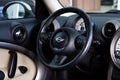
[0,48,36,80]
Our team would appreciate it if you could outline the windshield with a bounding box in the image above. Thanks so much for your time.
[58,0,119,13]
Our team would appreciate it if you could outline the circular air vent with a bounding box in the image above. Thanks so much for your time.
[12,25,27,43]
[102,20,120,39]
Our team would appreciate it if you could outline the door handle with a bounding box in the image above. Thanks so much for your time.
[8,50,17,78]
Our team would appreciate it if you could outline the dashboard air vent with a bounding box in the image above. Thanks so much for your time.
[102,20,120,39]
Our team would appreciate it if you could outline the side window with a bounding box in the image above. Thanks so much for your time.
[58,0,118,13]
[59,0,72,7]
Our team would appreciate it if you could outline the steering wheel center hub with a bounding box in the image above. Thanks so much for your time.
[50,28,80,56]
[52,31,68,49]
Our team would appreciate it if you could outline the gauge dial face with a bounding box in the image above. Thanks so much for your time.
[75,18,86,31]
[111,35,120,69]
[115,38,120,51]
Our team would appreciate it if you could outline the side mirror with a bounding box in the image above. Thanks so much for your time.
[3,1,35,19]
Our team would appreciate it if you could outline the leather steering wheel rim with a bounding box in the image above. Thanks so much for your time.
[37,7,93,70]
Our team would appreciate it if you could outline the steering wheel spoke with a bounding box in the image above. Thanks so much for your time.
[79,30,87,36]
[75,35,86,49]
[50,55,67,66]
[39,32,52,44]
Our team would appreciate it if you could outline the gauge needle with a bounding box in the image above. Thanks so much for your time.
[8,51,17,78]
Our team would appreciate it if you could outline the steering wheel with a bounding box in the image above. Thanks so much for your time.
[37,7,94,70]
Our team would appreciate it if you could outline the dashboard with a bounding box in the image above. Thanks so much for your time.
[1,0,120,80]
[50,13,120,80]
[55,13,120,42]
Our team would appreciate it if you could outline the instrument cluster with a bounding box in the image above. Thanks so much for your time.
[0,0,35,20]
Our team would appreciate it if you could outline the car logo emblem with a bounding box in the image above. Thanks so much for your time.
[56,37,64,43]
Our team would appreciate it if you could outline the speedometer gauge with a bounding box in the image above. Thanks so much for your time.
[110,30,120,69]
[75,18,86,31]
